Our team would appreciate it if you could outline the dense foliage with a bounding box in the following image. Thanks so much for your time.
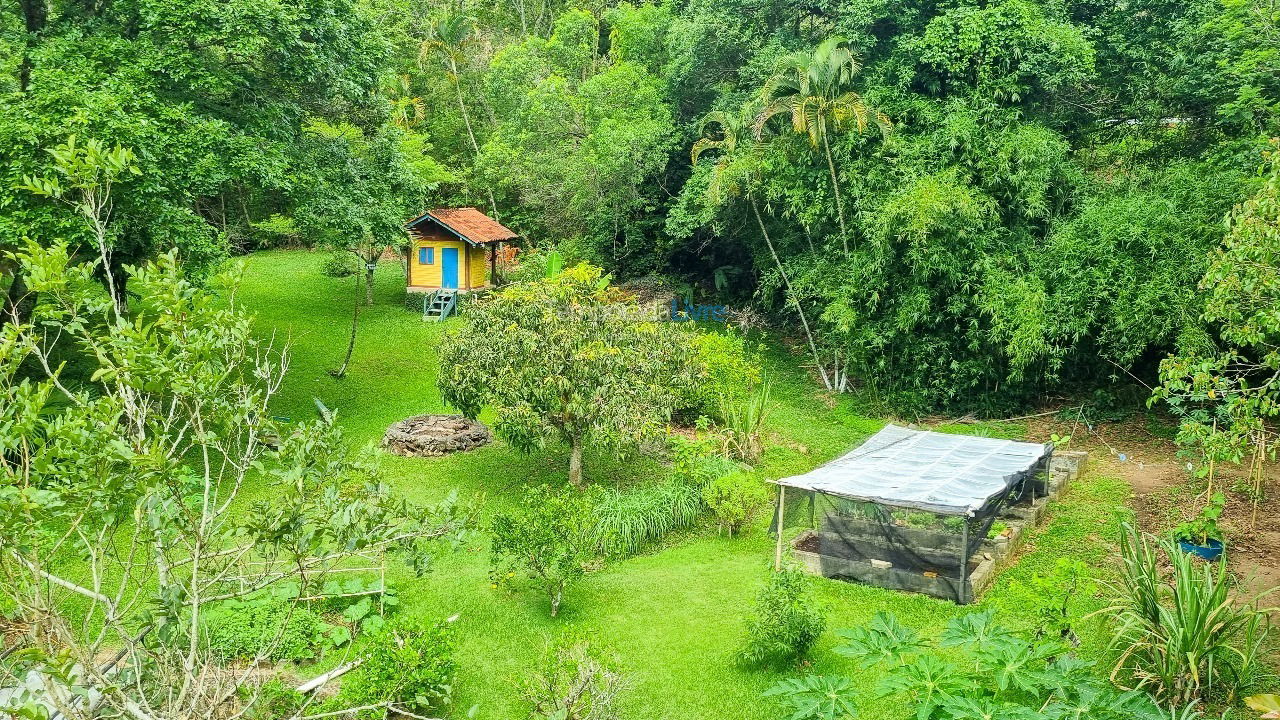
[6,0,1277,411]
[328,616,460,719]
[739,567,827,666]
[1154,145,1280,473]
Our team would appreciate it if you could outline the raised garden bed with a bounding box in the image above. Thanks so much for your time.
[790,449,1088,603]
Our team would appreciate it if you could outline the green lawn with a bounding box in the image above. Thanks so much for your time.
[239,250,1133,720]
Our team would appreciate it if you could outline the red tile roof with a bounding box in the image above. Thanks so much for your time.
[407,207,519,244]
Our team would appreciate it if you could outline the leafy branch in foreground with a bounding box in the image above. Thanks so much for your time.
[768,609,1183,720]
[0,244,471,720]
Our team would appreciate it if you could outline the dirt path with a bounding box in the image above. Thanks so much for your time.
[1026,414,1280,602]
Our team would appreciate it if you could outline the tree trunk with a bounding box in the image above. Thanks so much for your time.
[18,0,46,92]
[568,434,584,488]
[751,195,834,391]
[549,585,562,617]
[330,275,361,378]
[449,59,500,221]
[364,264,375,306]
[821,130,849,254]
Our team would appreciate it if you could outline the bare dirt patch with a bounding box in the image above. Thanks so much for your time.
[1021,411,1280,604]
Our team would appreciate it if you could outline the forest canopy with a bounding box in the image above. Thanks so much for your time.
[3,0,1277,412]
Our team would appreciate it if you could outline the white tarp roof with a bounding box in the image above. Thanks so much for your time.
[778,424,1052,515]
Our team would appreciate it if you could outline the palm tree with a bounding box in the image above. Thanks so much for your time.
[420,13,500,218]
[692,106,842,391]
[755,37,890,255]
[384,74,425,130]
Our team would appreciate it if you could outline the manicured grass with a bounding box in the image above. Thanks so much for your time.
[239,250,1133,720]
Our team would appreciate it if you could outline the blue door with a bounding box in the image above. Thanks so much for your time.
[441,247,459,289]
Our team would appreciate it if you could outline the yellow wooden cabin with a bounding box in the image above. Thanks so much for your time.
[404,207,518,292]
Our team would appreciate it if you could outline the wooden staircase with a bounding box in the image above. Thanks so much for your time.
[422,290,458,321]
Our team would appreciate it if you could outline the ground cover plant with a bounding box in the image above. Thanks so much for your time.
[767,609,1180,720]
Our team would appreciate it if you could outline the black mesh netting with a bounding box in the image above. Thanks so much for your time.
[774,455,1051,604]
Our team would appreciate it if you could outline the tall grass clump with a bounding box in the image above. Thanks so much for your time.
[593,482,704,557]
[1103,521,1275,707]
[719,377,772,463]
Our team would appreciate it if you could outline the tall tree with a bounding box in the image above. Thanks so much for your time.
[755,38,890,255]
[420,11,500,219]
[291,119,449,378]
[1154,144,1280,491]
[439,264,693,487]
[692,105,844,391]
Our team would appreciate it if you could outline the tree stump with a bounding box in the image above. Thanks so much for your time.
[381,414,492,457]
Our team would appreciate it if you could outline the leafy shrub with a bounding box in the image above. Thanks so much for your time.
[761,609,1179,720]
[594,482,703,557]
[1172,492,1225,545]
[504,248,563,284]
[250,214,303,249]
[522,635,625,720]
[1002,557,1093,643]
[491,486,598,617]
[202,581,395,663]
[739,567,826,666]
[669,432,739,489]
[678,330,761,420]
[320,250,359,278]
[703,471,768,536]
[202,591,326,662]
[329,615,457,719]
[1105,521,1273,706]
[244,680,306,719]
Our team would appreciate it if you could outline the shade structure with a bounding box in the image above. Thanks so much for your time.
[777,424,1052,516]
[774,425,1054,604]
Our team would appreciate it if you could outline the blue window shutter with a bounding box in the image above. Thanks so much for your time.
[427,247,435,264]
[418,247,428,264]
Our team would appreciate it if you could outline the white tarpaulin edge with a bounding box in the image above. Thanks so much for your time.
[777,424,1052,515]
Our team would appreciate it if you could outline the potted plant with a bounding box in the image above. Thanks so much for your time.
[1173,492,1226,561]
